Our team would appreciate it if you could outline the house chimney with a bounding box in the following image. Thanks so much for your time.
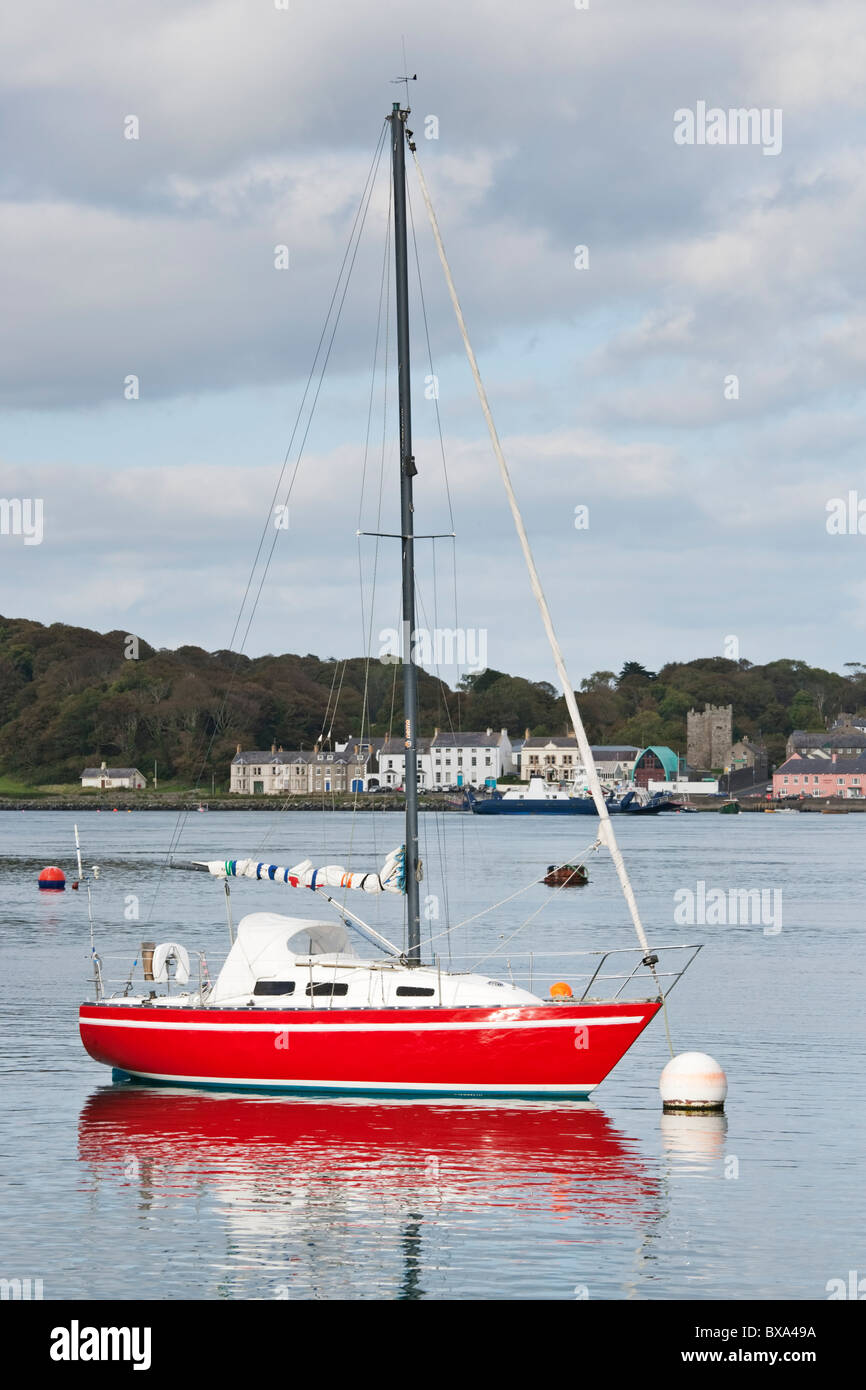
[433,726,439,737]
[486,727,492,737]
[524,727,530,741]
[236,743,241,755]
[278,745,284,753]
[271,742,277,754]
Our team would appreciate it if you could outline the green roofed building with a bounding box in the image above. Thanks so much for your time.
[632,746,679,788]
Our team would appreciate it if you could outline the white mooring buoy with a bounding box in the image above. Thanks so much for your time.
[659,1051,727,1113]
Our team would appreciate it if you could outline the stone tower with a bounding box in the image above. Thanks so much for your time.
[687,703,733,770]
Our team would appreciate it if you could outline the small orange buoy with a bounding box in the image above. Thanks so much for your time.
[38,866,66,891]
[550,980,573,999]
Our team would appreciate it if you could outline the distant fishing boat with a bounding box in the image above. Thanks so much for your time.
[78,97,700,1100]
[719,800,740,815]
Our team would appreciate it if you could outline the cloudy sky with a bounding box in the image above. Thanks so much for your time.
[1,0,864,685]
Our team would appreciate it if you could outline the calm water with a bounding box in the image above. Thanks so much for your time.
[0,807,862,1300]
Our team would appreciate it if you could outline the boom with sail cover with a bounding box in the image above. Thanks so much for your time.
[196,847,405,895]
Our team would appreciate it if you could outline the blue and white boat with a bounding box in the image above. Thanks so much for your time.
[467,776,669,816]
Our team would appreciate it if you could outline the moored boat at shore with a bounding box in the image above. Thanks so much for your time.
[467,776,670,816]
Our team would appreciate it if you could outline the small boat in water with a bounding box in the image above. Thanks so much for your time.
[543,863,589,887]
[719,800,740,814]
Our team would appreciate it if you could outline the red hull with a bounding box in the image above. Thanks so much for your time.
[79,1000,661,1099]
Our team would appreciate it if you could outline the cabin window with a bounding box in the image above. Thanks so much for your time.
[254,981,296,996]
[395,986,436,997]
[306,982,349,996]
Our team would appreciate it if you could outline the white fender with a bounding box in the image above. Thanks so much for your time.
[152,942,191,985]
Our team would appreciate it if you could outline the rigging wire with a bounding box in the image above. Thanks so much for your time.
[409,141,657,968]
[424,835,604,950]
[143,123,389,923]
[351,168,394,889]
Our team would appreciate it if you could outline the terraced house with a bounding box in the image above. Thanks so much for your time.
[773,753,866,800]
[374,729,513,789]
[230,743,368,794]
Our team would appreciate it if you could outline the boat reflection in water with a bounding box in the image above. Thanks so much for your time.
[78,1086,662,1299]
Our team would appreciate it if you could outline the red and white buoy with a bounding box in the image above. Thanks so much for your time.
[38,866,66,891]
[660,1051,727,1113]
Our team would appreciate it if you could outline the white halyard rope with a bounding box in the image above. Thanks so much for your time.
[411,146,651,957]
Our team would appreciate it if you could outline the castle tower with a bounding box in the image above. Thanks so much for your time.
[687,703,733,770]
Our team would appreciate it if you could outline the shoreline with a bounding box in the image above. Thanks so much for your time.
[1,795,864,813]
[0,795,462,812]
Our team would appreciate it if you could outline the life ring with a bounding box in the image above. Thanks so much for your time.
[152,942,191,985]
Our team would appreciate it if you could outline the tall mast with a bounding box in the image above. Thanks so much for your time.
[390,101,421,962]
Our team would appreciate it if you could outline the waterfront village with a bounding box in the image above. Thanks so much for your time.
[80,704,866,802]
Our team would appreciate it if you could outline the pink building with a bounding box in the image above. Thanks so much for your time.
[773,753,866,799]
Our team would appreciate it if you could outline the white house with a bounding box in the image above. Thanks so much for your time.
[81,763,147,790]
[376,737,433,788]
[376,730,513,789]
[430,729,512,787]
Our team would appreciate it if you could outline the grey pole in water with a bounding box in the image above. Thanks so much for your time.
[389,101,421,962]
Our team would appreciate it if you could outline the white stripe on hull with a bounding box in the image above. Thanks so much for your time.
[80,1013,645,1034]
[115,1069,599,1095]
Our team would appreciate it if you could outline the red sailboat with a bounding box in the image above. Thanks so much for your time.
[79,101,699,1100]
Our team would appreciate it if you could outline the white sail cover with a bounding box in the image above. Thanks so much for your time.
[197,846,405,895]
